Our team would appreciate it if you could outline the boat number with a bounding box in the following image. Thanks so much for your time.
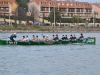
[6,41,17,45]
[88,39,94,42]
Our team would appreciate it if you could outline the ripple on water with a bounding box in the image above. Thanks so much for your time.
[0,33,100,75]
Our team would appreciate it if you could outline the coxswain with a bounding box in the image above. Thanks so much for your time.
[10,33,17,42]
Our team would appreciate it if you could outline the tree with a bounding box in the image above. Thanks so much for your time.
[28,5,39,25]
[16,0,29,10]
[71,15,78,23]
[48,8,61,26]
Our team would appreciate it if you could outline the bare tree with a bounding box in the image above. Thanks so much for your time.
[28,5,39,24]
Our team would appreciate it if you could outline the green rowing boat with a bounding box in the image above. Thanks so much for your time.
[0,37,96,45]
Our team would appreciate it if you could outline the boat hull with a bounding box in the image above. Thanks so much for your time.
[0,38,96,45]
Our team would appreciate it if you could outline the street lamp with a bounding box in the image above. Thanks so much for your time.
[54,3,55,26]
[8,3,11,25]
[66,4,69,17]
[93,6,95,26]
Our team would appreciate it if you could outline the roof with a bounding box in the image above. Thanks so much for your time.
[41,1,92,8]
[29,0,92,8]
[92,3,100,8]
[0,0,19,6]
[0,0,14,4]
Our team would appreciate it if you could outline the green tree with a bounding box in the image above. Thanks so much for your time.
[48,8,61,26]
[16,0,29,10]
[71,15,78,23]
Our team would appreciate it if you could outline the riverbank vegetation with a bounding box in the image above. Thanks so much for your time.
[0,25,100,32]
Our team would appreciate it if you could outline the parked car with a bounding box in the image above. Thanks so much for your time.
[28,21,33,25]
[0,21,6,25]
[44,23,50,26]
[79,24,85,27]
[34,22,42,26]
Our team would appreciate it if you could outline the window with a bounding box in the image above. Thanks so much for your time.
[0,1,3,4]
[41,7,45,11]
[6,8,9,10]
[1,8,3,10]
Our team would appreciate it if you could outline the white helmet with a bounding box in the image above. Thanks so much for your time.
[14,33,16,35]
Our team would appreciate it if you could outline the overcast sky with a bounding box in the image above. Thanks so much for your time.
[77,0,100,3]
[60,0,100,3]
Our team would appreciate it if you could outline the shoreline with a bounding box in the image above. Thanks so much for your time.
[0,30,100,33]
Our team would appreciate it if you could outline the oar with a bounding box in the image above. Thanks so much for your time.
[0,37,9,39]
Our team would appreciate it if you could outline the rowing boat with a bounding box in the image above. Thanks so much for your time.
[0,37,96,45]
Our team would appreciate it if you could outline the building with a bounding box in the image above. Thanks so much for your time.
[0,0,19,15]
[27,0,93,19]
[92,3,100,18]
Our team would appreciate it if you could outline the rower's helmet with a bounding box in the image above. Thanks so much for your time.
[14,33,16,35]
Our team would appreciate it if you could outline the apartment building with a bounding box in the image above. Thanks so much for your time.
[27,0,94,19]
[0,0,18,15]
[92,3,100,18]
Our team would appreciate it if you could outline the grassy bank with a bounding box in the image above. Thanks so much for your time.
[0,25,100,32]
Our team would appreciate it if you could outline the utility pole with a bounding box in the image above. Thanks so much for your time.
[93,6,95,27]
[54,5,55,26]
[8,3,11,25]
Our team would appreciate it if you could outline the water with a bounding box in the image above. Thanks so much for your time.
[0,32,100,75]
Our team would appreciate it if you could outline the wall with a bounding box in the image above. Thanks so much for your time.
[11,2,18,15]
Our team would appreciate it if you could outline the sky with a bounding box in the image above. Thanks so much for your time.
[61,0,100,3]
[77,0,100,3]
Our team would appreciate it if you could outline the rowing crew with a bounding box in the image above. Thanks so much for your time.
[19,33,84,42]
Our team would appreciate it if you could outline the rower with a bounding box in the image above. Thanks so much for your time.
[31,35,36,41]
[24,35,29,41]
[69,34,73,40]
[20,36,25,42]
[64,35,68,40]
[35,35,39,41]
[79,33,84,40]
[50,35,55,41]
[60,35,65,40]
[40,36,45,41]
[73,34,77,40]
[45,35,49,41]
[53,34,59,41]
[10,33,17,42]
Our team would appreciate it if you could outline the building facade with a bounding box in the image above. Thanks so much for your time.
[0,0,19,15]
[27,0,95,19]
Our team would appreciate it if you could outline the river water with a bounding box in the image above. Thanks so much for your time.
[0,32,100,75]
